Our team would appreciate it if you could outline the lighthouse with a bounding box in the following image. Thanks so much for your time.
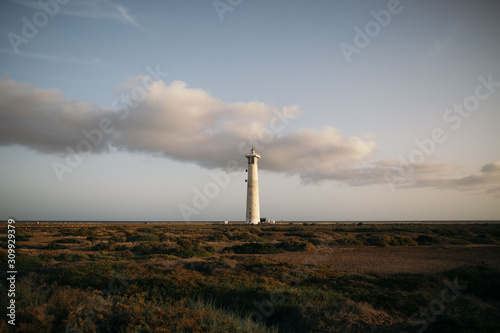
[245,148,261,225]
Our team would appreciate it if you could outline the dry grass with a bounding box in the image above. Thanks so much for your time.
[1,223,500,332]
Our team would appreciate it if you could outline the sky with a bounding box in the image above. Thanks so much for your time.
[1,0,499,221]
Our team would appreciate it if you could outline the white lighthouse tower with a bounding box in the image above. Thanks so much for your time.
[245,148,261,225]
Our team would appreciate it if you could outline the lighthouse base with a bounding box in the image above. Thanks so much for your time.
[246,218,260,225]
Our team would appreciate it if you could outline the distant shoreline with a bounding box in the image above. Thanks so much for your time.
[9,220,500,224]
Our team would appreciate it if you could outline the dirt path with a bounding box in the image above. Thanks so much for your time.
[266,245,500,274]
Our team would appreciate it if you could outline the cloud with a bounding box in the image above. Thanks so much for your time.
[260,127,376,182]
[0,80,110,153]
[116,5,141,29]
[413,161,500,193]
[1,77,499,197]
[0,78,375,174]
[0,48,116,72]
[383,159,500,196]
[9,0,142,29]
[110,79,376,175]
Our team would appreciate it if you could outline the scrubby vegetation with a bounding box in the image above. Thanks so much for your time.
[1,222,499,332]
[223,242,285,254]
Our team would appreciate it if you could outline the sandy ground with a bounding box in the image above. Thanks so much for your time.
[266,245,500,274]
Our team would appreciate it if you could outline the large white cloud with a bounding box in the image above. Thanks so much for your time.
[1,78,499,196]
[0,78,376,175]
[0,80,109,153]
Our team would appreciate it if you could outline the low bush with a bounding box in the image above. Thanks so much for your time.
[441,264,500,301]
[109,234,126,243]
[57,227,97,237]
[44,242,67,250]
[474,234,498,244]
[135,227,158,234]
[361,234,392,247]
[55,238,81,244]
[131,239,214,258]
[127,234,160,243]
[16,233,32,241]
[114,244,129,251]
[4,223,500,333]
[390,235,418,246]
[208,232,229,242]
[91,242,116,251]
[337,237,365,246]
[55,253,90,262]
[38,253,57,262]
[416,235,444,245]
[278,239,316,252]
[223,242,284,254]
[0,253,43,268]
[426,314,500,333]
[131,242,168,255]
[169,239,215,258]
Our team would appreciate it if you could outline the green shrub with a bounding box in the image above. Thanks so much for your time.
[416,235,444,245]
[234,232,259,242]
[391,235,418,246]
[278,239,315,252]
[284,231,316,239]
[56,253,90,262]
[427,314,500,333]
[86,235,98,244]
[127,234,160,242]
[168,239,215,258]
[0,253,43,267]
[130,239,213,258]
[91,242,116,251]
[55,238,81,243]
[337,237,365,246]
[44,242,67,250]
[16,233,32,241]
[160,233,177,242]
[361,234,391,247]
[109,234,126,243]
[208,233,229,242]
[131,242,166,255]
[113,250,135,258]
[441,264,500,300]
[474,234,497,244]
[18,255,44,268]
[115,244,129,251]
[58,227,97,237]
[135,227,158,234]
[38,253,57,262]
[223,243,284,254]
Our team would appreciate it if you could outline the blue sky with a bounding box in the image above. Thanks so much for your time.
[1,0,499,221]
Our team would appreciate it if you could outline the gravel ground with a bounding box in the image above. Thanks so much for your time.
[266,245,500,274]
